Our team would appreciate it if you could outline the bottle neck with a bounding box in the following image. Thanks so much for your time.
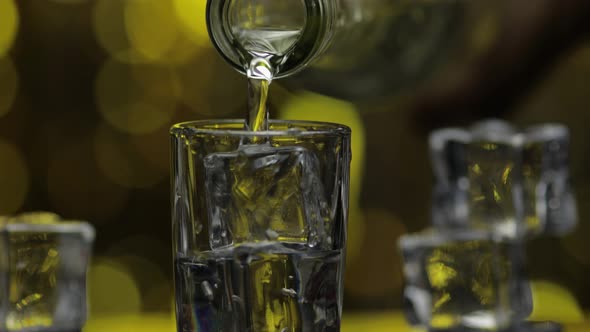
[206,0,337,78]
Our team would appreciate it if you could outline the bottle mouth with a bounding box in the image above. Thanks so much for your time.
[206,0,334,79]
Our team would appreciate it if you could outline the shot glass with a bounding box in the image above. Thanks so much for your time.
[0,212,95,332]
[170,120,351,332]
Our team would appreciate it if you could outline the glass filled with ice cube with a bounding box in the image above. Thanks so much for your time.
[170,120,351,332]
[0,212,95,332]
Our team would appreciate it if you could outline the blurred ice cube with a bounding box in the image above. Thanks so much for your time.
[204,144,329,249]
[399,229,531,331]
[0,212,94,332]
[522,125,576,236]
[429,119,577,237]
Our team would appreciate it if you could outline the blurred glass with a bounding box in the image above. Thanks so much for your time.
[0,212,94,332]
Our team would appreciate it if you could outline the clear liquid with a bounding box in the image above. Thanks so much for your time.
[175,243,342,332]
[235,28,303,57]
[246,58,272,132]
[239,29,303,132]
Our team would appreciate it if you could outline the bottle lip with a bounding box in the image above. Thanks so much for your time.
[206,0,334,79]
[205,0,243,75]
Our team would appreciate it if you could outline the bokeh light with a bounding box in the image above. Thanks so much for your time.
[84,314,175,332]
[94,0,207,64]
[469,9,499,55]
[48,0,87,4]
[342,312,411,332]
[94,124,168,189]
[529,281,584,323]
[93,0,142,63]
[114,255,170,311]
[125,0,207,65]
[344,209,407,300]
[104,235,172,312]
[175,52,247,116]
[130,124,170,174]
[95,59,176,135]
[47,139,129,221]
[88,259,142,314]
[0,139,29,215]
[130,64,183,104]
[124,0,180,63]
[0,0,18,58]
[0,57,18,118]
[173,0,209,47]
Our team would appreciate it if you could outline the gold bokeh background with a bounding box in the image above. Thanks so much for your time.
[0,0,589,328]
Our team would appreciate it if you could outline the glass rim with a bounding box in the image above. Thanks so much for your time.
[170,119,351,137]
[1,222,95,241]
[398,229,499,250]
[429,122,569,149]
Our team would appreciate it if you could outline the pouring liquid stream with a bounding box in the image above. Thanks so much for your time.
[246,57,273,132]
[239,28,304,133]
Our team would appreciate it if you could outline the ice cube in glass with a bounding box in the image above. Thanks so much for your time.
[204,143,330,249]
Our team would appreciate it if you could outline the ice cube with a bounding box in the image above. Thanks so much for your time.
[522,125,576,236]
[204,144,329,249]
[429,120,577,237]
[0,212,94,331]
[430,125,522,238]
[399,229,531,331]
